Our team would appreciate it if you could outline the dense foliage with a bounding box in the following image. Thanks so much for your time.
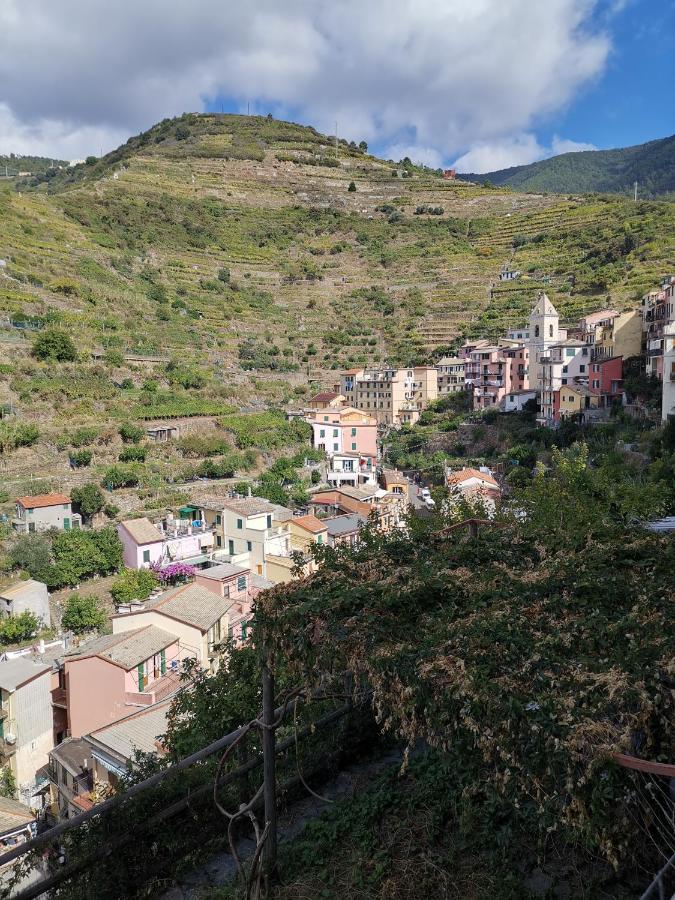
[61,593,107,634]
[9,527,122,588]
[109,567,157,604]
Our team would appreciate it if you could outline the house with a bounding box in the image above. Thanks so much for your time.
[145,423,180,442]
[0,580,50,628]
[660,321,675,422]
[642,277,675,380]
[305,407,378,457]
[192,495,291,578]
[323,514,367,547]
[501,389,537,413]
[435,357,465,395]
[338,367,438,426]
[0,657,53,808]
[539,340,591,424]
[112,582,233,673]
[442,169,456,179]
[306,392,345,410]
[117,515,214,570]
[379,470,407,496]
[12,494,81,534]
[557,385,606,422]
[506,326,530,342]
[579,309,641,362]
[194,563,255,645]
[464,345,529,410]
[0,796,35,850]
[499,264,520,281]
[264,515,329,584]
[326,451,377,488]
[446,468,500,515]
[48,738,92,820]
[589,356,623,400]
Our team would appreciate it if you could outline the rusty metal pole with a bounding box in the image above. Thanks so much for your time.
[261,654,277,879]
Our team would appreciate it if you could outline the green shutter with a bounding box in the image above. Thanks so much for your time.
[137,664,145,693]
[160,649,166,676]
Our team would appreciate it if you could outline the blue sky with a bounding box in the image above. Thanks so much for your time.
[0,0,673,170]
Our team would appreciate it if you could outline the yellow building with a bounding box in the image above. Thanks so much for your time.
[558,386,602,420]
[593,309,642,361]
[265,515,328,584]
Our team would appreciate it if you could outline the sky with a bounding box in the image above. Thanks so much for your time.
[0,0,673,173]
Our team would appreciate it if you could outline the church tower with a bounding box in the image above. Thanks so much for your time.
[528,292,559,392]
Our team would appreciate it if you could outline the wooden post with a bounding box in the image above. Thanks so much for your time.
[261,656,277,879]
[469,520,479,539]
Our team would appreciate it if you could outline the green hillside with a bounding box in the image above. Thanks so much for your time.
[459,133,675,197]
[0,153,68,178]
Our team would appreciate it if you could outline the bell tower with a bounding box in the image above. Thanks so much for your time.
[528,292,559,392]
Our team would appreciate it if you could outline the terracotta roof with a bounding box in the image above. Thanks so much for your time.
[119,517,163,546]
[66,626,177,670]
[308,491,371,517]
[0,796,34,837]
[342,368,364,375]
[309,392,340,403]
[447,468,498,488]
[291,514,327,535]
[15,493,69,509]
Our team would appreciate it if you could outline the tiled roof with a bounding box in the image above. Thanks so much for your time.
[436,356,463,366]
[309,392,340,403]
[581,309,619,325]
[66,626,176,670]
[15,493,69,509]
[0,579,45,599]
[342,368,364,375]
[447,468,498,488]
[335,485,378,501]
[119,517,163,545]
[88,698,171,763]
[291,514,327,534]
[0,658,50,692]
[197,563,249,581]
[221,497,277,516]
[323,514,366,536]
[145,583,232,631]
[0,796,34,836]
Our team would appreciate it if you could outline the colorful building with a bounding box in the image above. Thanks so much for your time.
[12,494,81,534]
[305,407,378,457]
[435,357,465,395]
[338,367,438,426]
[117,516,214,570]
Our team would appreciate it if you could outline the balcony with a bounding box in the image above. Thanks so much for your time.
[0,738,17,759]
[125,671,181,708]
[51,687,67,708]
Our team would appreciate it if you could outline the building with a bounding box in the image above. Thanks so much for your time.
[435,357,465,395]
[117,516,214,570]
[506,326,530,342]
[661,321,675,422]
[578,309,642,362]
[306,392,345,410]
[194,563,255,645]
[326,452,377,488]
[464,345,529,410]
[528,293,561,393]
[264,515,329,584]
[458,339,491,359]
[501,389,538,413]
[12,494,81,534]
[0,796,35,850]
[557,385,605,422]
[338,367,438,426]
[305,407,378,457]
[0,657,53,807]
[0,580,50,628]
[642,277,675,380]
[63,627,182,738]
[539,340,591,424]
[322,514,366,547]
[589,356,623,399]
[145,424,180,442]
[446,468,500,513]
[112,582,233,673]
[379,470,407,496]
[191,495,291,577]
[499,264,520,281]
[48,738,92,820]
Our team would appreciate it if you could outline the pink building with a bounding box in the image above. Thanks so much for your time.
[465,346,529,410]
[63,627,183,737]
[194,563,257,645]
[305,407,378,457]
[118,516,214,570]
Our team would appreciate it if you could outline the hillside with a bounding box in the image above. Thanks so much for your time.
[0,153,68,178]
[458,133,675,197]
[1,112,674,508]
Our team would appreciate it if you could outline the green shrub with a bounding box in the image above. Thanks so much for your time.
[118,423,144,444]
[70,483,105,518]
[70,426,98,447]
[69,449,92,468]
[119,445,146,462]
[104,349,124,366]
[0,612,40,645]
[101,464,142,489]
[31,329,77,362]
[110,568,157,604]
[0,422,39,454]
[61,594,107,634]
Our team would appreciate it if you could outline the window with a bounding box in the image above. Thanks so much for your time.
[319,429,325,438]
[351,427,356,436]
[237,575,247,591]
[216,514,222,525]
[323,416,329,422]
[247,540,252,552]
[237,518,243,530]
[579,365,585,373]
[333,429,338,437]
[228,539,234,555]
[351,443,357,451]
[535,325,540,338]
[241,620,248,642]
[62,504,69,511]
[333,443,339,451]
[216,536,222,548]
[142,549,150,564]
[549,325,554,337]
[317,534,323,545]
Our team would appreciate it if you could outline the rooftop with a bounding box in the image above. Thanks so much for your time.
[66,626,177,670]
[323,514,366,537]
[15,493,70,510]
[447,468,498,488]
[0,578,46,599]
[0,657,50,692]
[0,796,34,837]
[436,356,463,366]
[87,698,171,764]
[197,563,249,581]
[119,517,163,546]
[291,514,327,535]
[221,497,279,516]
[251,574,275,590]
[50,737,90,778]
[309,391,341,403]
[581,309,620,326]
[143,583,232,631]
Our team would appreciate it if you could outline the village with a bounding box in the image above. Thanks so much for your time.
[0,272,672,860]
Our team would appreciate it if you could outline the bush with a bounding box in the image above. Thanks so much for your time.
[0,423,39,454]
[110,568,158,604]
[104,349,124,366]
[119,445,146,462]
[9,534,52,580]
[69,449,92,468]
[71,483,105,518]
[310,469,321,485]
[347,181,356,192]
[0,611,40,646]
[44,527,122,588]
[61,594,107,634]
[217,267,230,283]
[70,426,98,447]
[31,329,77,362]
[101,464,141,489]
[118,423,144,444]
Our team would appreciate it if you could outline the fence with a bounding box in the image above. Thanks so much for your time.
[0,680,372,900]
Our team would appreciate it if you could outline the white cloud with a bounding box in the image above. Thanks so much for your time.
[0,0,613,160]
[453,133,599,173]
[384,144,443,168]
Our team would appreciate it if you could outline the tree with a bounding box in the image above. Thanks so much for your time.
[110,568,157,605]
[347,181,356,192]
[310,469,321,485]
[118,423,144,444]
[61,594,107,634]
[71,483,105,518]
[31,329,77,362]
[9,534,51,580]
[358,141,368,152]
[85,156,97,165]
[0,611,40,645]
[0,767,16,799]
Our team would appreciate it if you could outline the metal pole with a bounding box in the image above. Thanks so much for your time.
[262,654,277,878]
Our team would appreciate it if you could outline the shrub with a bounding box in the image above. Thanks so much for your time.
[9,534,51,580]
[110,568,158,604]
[104,503,120,519]
[0,423,39,454]
[217,267,230,283]
[347,181,356,192]
[70,426,98,447]
[31,329,77,362]
[69,449,92,468]
[118,423,144,444]
[119,445,146,462]
[310,469,321,485]
[101,464,141,489]
[0,611,40,645]
[61,594,107,634]
[104,349,124,366]
[70,483,105,518]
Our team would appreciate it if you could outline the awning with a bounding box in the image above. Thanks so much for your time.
[180,554,211,566]
[90,751,126,778]
[178,505,201,518]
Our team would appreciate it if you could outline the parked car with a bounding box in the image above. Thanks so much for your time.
[424,497,436,509]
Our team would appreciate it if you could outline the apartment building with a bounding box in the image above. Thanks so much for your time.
[642,276,675,380]
[12,494,81,534]
[194,563,257,645]
[578,309,642,362]
[326,452,377,488]
[539,340,590,424]
[435,357,465,395]
[338,367,438,426]
[0,658,53,808]
[661,321,675,423]
[305,406,378,456]
[117,515,214,570]
[464,345,529,410]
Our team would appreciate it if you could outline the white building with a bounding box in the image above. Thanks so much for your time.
[662,321,675,423]
[0,581,50,629]
[501,389,538,413]
[326,452,377,488]
[528,293,563,394]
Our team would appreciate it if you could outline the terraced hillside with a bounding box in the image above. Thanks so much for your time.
[0,112,674,502]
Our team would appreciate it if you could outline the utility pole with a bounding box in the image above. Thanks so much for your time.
[634,181,638,202]
[247,101,250,117]
[335,121,338,159]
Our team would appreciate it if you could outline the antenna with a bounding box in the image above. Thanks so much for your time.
[634,180,638,202]
[247,101,250,116]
